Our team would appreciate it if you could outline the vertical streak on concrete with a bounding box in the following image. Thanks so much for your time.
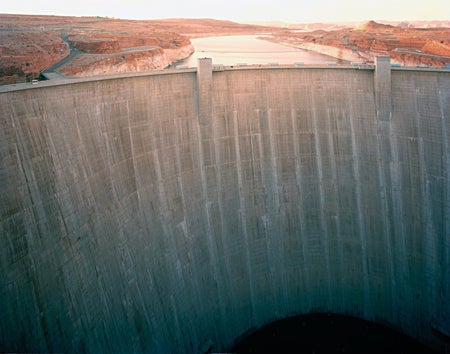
[269,109,287,315]
[9,103,46,246]
[255,107,278,312]
[413,78,437,326]
[310,89,332,306]
[233,109,257,326]
[260,76,287,316]
[211,95,233,341]
[373,56,396,318]
[169,295,183,352]
[151,149,185,348]
[124,100,154,349]
[195,58,226,346]
[438,85,450,327]
[375,119,396,320]
[373,58,393,316]
[375,56,392,121]
[126,100,139,207]
[194,103,225,346]
[324,107,344,305]
[388,96,410,324]
[289,106,311,310]
[197,58,213,126]
[348,84,370,317]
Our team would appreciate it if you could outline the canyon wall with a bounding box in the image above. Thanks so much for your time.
[0,62,449,353]
[58,44,194,77]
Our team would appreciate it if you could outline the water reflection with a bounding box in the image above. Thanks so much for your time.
[174,35,345,67]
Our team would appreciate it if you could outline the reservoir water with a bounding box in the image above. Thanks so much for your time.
[174,35,346,67]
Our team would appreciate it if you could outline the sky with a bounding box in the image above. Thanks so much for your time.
[1,0,448,23]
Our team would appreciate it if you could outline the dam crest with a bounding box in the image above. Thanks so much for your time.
[1,58,449,352]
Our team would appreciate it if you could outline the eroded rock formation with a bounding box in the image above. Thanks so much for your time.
[264,21,450,67]
[0,31,69,85]
[0,14,274,84]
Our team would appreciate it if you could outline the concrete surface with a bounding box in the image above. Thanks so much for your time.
[0,59,449,353]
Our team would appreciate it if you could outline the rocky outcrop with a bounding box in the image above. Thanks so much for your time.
[265,21,450,67]
[356,20,396,31]
[0,14,277,84]
[68,36,123,54]
[164,44,196,63]
[0,31,69,84]
[0,15,206,84]
[58,31,195,77]
[67,32,192,54]
[422,39,450,56]
[58,44,194,77]
[272,40,373,62]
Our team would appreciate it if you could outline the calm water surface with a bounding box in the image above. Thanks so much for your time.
[174,35,345,67]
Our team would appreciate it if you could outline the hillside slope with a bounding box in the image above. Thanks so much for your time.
[0,14,274,84]
[263,21,450,67]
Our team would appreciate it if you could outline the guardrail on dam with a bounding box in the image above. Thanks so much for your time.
[1,58,449,353]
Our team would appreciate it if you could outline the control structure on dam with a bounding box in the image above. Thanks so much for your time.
[1,58,449,353]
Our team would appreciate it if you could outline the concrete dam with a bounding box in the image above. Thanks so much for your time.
[1,58,449,352]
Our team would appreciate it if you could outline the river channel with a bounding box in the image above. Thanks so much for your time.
[174,35,346,67]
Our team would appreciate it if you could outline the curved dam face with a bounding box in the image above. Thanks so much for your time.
[1,61,449,352]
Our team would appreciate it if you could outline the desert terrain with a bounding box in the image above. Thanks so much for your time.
[262,20,450,67]
[0,14,274,84]
[1,15,449,85]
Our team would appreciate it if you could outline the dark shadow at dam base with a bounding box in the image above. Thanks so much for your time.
[230,313,438,353]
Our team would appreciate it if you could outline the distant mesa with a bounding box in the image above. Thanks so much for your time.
[356,20,396,31]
